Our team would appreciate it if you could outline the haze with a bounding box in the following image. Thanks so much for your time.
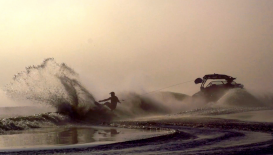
[1,0,273,98]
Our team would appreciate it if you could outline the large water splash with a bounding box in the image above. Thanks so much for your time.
[3,58,179,123]
[6,58,270,123]
[4,58,96,116]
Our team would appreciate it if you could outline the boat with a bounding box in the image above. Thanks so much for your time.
[193,73,244,102]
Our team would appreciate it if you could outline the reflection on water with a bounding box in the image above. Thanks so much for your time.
[0,126,166,149]
[0,127,118,149]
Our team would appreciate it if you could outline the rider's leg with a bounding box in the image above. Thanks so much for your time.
[104,102,116,111]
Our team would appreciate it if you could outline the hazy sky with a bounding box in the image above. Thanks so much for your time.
[0,0,273,96]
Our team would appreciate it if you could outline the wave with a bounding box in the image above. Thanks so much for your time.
[3,58,273,130]
[215,89,267,107]
[0,112,69,133]
[4,58,96,117]
[2,59,178,123]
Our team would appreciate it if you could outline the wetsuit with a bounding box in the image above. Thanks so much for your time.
[103,96,120,111]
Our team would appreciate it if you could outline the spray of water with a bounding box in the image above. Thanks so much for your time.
[4,58,273,123]
[4,58,96,116]
[3,58,178,122]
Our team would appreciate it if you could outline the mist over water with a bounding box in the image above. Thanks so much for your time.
[2,59,177,122]
[1,58,273,155]
[1,58,273,134]
[0,1,273,153]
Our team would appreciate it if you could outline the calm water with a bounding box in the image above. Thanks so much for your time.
[0,126,168,150]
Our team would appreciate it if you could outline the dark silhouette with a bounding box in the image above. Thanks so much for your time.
[193,73,244,102]
[97,92,121,111]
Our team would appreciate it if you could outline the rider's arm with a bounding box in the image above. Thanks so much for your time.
[99,97,111,102]
[117,97,121,103]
